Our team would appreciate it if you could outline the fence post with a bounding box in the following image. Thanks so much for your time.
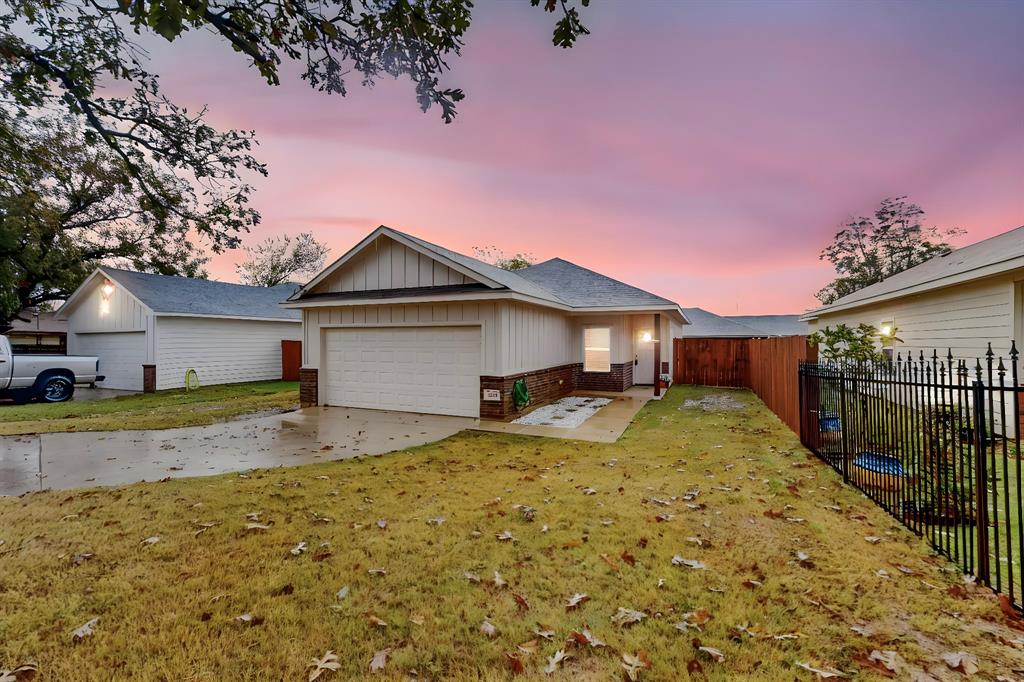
[838,369,850,484]
[972,377,990,586]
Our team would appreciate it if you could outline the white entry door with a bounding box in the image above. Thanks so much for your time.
[71,331,147,391]
[633,328,656,385]
[322,326,481,417]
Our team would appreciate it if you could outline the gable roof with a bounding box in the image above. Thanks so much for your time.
[289,225,686,320]
[7,311,67,334]
[725,314,808,337]
[803,225,1024,319]
[516,258,678,309]
[60,268,301,321]
[679,308,766,338]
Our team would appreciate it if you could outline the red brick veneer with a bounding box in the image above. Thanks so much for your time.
[299,367,318,407]
[574,361,633,393]
[480,363,577,420]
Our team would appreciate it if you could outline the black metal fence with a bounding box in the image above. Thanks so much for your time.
[798,344,1023,611]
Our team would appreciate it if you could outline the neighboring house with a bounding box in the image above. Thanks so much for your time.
[284,226,689,419]
[5,311,68,354]
[57,268,301,392]
[680,308,808,338]
[725,314,808,337]
[801,225,1024,362]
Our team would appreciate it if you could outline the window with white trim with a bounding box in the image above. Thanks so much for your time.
[583,327,611,373]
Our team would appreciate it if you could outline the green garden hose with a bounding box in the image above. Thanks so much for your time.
[184,368,200,392]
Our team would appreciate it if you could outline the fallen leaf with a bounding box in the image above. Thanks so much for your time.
[309,650,341,681]
[611,607,646,628]
[796,551,815,568]
[496,530,515,542]
[233,613,264,626]
[464,571,481,584]
[517,638,540,655]
[672,555,706,570]
[622,651,652,681]
[864,536,881,544]
[71,617,98,642]
[480,618,498,638]
[141,536,160,546]
[492,571,508,589]
[699,646,725,663]
[0,663,37,682]
[368,648,390,673]
[290,541,307,556]
[568,628,606,648]
[366,614,388,628]
[505,651,524,674]
[367,567,387,576]
[376,519,387,530]
[426,517,445,526]
[336,586,350,601]
[621,550,636,567]
[940,652,978,675]
[566,593,590,611]
[512,592,530,612]
[245,523,271,531]
[795,661,848,678]
[675,608,712,632]
[543,648,568,674]
[534,624,556,640]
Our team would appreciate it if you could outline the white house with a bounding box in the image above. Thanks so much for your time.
[801,225,1024,363]
[58,268,301,392]
[284,226,689,419]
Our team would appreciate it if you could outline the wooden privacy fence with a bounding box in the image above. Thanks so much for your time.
[673,336,817,433]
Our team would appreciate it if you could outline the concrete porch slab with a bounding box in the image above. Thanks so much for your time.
[472,390,651,443]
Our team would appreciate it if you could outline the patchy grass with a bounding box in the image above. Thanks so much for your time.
[0,381,299,436]
[1,385,1022,680]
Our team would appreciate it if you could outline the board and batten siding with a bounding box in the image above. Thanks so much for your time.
[500,302,574,375]
[65,276,156,363]
[809,273,1019,362]
[312,235,476,294]
[154,317,301,389]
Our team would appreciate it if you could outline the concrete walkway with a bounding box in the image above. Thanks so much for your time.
[0,407,472,496]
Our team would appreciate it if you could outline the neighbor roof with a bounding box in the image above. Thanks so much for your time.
[725,314,808,337]
[802,225,1024,320]
[290,226,686,320]
[7,311,68,334]
[61,268,301,321]
[679,308,766,338]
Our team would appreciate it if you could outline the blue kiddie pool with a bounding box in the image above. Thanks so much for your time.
[851,451,906,491]
[819,411,842,433]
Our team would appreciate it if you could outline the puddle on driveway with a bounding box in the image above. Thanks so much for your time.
[0,408,472,495]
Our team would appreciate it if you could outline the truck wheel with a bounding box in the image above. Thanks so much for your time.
[37,374,75,403]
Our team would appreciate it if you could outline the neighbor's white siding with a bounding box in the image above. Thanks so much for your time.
[311,235,477,294]
[66,275,156,366]
[809,273,1018,362]
[154,317,301,389]
[303,302,502,374]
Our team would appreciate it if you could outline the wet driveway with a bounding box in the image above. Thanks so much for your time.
[0,407,473,495]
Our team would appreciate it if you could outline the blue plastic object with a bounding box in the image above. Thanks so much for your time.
[852,451,905,477]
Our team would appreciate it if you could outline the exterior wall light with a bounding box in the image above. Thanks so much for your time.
[641,331,652,343]
[101,280,115,299]
[879,324,892,337]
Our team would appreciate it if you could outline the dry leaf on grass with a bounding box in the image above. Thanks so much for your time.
[795,661,847,678]
[505,651,524,674]
[543,648,568,674]
[233,613,264,626]
[71,617,98,642]
[367,568,387,576]
[140,536,160,546]
[496,530,516,542]
[675,608,712,632]
[534,624,556,640]
[368,648,390,673]
[699,646,725,663]
[245,523,271,531]
[611,607,646,628]
[480,618,498,638]
[567,628,606,648]
[290,541,307,556]
[492,571,508,589]
[512,592,530,612]
[566,593,590,611]
[621,651,651,681]
[336,586,350,601]
[0,664,38,682]
[366,614,388,628]
[940,652,978,675]
[308,650,341,681]
[426,517,445,526]
[672,555,705,570]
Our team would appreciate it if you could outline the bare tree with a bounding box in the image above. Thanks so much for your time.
[236,233,329,287]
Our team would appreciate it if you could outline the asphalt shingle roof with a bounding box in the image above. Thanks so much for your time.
[679,308,765,337]
[805,225,1024,317]
[725,315,808,337]
[516,258,677,308]
[103,268,301,320]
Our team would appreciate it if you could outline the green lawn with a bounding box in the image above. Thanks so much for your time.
[1,385,1022,680]
[0,381,299,435]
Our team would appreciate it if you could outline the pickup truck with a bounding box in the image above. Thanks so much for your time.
[0,335,104,404]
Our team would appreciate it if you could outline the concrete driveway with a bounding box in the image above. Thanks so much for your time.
[0,407,473,496]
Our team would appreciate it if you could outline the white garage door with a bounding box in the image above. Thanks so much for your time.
[322,326,481,417]
[72,332,147,391]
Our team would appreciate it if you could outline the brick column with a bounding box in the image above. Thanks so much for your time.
[299,368,318,407]
[142,364,156,393]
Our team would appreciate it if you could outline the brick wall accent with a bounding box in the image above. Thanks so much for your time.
[575,361,633,393]
[299,367,318,407]
[142,364,156,393]
[480,363,577,420]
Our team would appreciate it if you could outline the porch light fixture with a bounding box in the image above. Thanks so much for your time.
[641,331,652,343]
[101,280,115,299]
[879,324,892,337]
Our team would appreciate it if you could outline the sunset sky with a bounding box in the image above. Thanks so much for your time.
[148,0,1023,314]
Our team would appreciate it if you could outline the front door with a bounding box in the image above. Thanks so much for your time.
[633,328,655,385]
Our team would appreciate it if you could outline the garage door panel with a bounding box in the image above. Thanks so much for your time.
[72,331,146,391]
[322,326,480,417]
